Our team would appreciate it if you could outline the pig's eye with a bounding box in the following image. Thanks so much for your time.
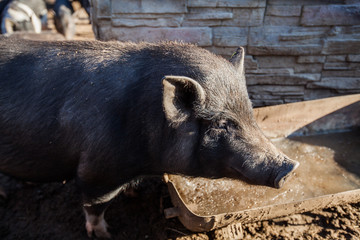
[218,120,238,131]
[218,120,229,130]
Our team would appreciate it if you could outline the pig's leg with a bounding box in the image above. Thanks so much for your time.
[76,152,123,238]
[83,202,111,238]
[82,186,123,238]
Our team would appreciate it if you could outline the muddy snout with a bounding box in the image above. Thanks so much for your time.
[273,158,299,189]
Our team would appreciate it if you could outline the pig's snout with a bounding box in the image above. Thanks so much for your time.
[273,158,299,188]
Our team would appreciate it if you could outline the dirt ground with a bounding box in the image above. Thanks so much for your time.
[0,173,359,240]
[1,6,359,240]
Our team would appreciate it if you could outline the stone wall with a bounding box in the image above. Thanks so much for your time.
[90,0,360,106]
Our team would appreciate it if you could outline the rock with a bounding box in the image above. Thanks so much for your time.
[246,68,293,75]
[301,5,360,26]
[250,26,328,44]
[96,21,112,40]
[183,8,265,27]
[213,27,248,47]
[304,89,338,101]
[185,7,233,21]
[278,32,325,41]
[255,56,295,68]
[347,55,360,62]
[268,0,343,5]
[284,98,304,103]
[112,18,181,27]
[245,56,258,70]
[323,62,360,70]
[186,12,233,20]
[112,0,186,14]
[322,38,360,54]
[254,56,323,73]
[266,5,302,16]
[188,0,266,8]
[246,73,321,85]
[247,83,306,105]
[307,77,360,89]
[109,27,212,46]
[322,70,360,77]
[326,55,347,62]
[250,94,281,100]
[251,99,284,107]
[323,62,349,70]
[225,8,264,27]
[297,56,326,63]
[264,16,300,26]
[248,26,328,55]
[247,85,305,95]
[95,0,111,17]
[248,45,322,56]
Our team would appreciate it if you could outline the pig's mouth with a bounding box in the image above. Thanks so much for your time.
[273,159,299,188]
[229,158,300,189]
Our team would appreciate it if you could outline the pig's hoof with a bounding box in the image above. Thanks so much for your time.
[85,218,111,239]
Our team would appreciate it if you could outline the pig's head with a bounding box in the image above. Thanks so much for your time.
[161,47,299,188]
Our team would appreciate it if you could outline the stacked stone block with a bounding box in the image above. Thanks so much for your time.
[90,0,360,106]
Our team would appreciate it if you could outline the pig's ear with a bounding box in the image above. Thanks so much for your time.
[229,47,245,76]
[162,76,206,126]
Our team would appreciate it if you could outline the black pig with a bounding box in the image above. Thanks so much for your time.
[0,38,299,238]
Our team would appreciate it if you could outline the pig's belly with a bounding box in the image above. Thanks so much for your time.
[0,152,77,182]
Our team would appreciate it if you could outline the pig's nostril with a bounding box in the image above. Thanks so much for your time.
[274,160,299,189]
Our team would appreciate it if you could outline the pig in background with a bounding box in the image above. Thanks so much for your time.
[0,38,299,238]
[0,0,89,39]
[53,0,89,40]
[0,0,47,34]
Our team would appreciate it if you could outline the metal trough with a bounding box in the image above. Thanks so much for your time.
[164,94,360,232]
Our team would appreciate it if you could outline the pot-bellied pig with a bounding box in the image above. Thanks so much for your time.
[53,0,90,40]
[0,0,47,34]
[0,38,299,238]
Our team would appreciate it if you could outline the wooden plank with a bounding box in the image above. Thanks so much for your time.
[254,94,360,138]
